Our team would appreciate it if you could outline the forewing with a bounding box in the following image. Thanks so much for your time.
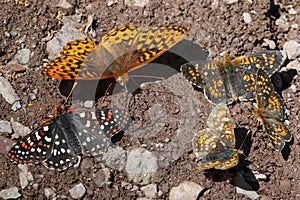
[42,40,97,80]
[60,39,97,59]
[7,119,57,165]
[255,69,274,108]
[239,51,285,76]
[126,25,187,72]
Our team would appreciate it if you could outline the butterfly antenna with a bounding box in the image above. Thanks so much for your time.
[98,82,114,106]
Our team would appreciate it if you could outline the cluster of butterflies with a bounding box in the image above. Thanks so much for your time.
[7,24,292,172]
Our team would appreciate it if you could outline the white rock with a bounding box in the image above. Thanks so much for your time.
[0,120,12,134]
[290,84,297,93]
[83,100,94,108]
[262,39,276,49]
[107,0,117,6]
[224,0,238,4]
[169,181,204,200]
[18,165,34,189]
[124,0,149,7]
[69,183,86,199]
[285,60,300,71]
[288,8,297,15]
[125,147,158,185]
[56,0,73,9]
[44,188,56,198]
[0,187,21,199]
[141,184,158,198]
[243,13,252,24]
[14,49,31,65]
[11,119,30,139]
[236,187,260,200]
[0,77,21,110]
[283,40,300,59]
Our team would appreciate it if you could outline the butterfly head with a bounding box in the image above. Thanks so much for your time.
[115,73,129,86]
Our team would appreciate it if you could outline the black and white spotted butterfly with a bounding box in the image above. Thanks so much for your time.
[7,106,130,171]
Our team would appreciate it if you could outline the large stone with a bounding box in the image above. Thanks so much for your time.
[0,187,21,199]
[283,40,300,60]
[125,147,158,185]
[69,183,86,199]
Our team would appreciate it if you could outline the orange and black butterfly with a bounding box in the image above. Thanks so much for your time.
[42,25,187,86]
[253,69,292,151]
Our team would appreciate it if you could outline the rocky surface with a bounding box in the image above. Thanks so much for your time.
[0,0,299,199]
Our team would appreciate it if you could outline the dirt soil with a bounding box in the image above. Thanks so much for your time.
[0,0,300,199]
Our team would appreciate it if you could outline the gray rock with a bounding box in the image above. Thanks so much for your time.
[0,77,21,110]
[124,0,149,7]
[236,187,260,200]
[69,183,86,199]
[44,188,56,199]
[141,184,158,199]
[283,40,300,59]
[0,120,12,134]
[46,16,85,60]
[101,146,127,171]
[11,119,30,139]
[18,165,34,189]
[125,147,158,185]
[0,135,14,155]
[14,49,31,65]
[169,181,204,200]
[0,187,21,199]
[93,168,113,187]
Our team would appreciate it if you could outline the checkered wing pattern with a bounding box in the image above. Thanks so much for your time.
[42,25,187,86]
[192,103,242,170]
[238,50,286,101]
[181,60,229,104]
[255,69,291,151]
[7,108,130,171]
[181,51,285,105]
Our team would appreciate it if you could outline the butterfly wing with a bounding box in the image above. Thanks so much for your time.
[7,117,79,171]
[193,103,239,170]
[42,39,97,79]
[255,69,291,151]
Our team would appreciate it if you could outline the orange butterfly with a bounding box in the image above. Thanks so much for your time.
[42,25,187,86]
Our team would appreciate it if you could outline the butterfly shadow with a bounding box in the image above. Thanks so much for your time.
[59,39,208,102]
[271,69,298,94]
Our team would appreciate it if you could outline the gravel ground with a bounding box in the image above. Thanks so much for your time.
[0,0,299,199]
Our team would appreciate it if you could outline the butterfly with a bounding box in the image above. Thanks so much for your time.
[7,106,130,171]
[192,103,243,170]
[254,69,292,151]
[42,25,187,86]
[181,51,285,104]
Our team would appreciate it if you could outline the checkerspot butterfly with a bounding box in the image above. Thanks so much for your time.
[192,103,243,170]
[7,106,130,171]
[254,69,291,151]
[181,51,285,104]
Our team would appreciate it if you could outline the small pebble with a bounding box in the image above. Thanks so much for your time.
[69,183,86,199]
